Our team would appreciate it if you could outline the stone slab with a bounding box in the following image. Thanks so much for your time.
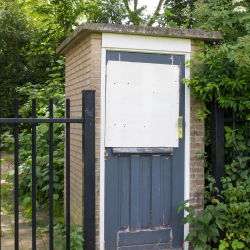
[56,23,223,54]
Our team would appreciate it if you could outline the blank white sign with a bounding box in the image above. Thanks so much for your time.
[105,61,180,147]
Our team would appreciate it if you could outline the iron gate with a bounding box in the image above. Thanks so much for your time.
[0,90,96,250]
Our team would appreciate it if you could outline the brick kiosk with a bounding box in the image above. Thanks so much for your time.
[56,23,222,250]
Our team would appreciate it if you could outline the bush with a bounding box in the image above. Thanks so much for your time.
[1,57,66,220]
[176,129,250,250]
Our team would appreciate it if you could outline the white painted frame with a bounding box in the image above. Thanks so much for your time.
[100,33,191,250]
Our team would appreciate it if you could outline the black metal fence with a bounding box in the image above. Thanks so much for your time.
[0,90,96,250]
[211,100,249,194]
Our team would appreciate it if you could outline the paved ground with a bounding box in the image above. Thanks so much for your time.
[1,152,50,250]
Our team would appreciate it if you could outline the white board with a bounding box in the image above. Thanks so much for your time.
[105,61,180,147]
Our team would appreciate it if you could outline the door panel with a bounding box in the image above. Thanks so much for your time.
[111,151,173,248]
[105,52,185,250]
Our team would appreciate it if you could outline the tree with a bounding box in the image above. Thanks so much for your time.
[0,0,37,130]
[0,0,85,131]
[185,0,250,113]
[159,0,195,28]
[84,0,166,26]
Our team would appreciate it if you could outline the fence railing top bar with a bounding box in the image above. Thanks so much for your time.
[0,118,84,124]
[224,118,248,123]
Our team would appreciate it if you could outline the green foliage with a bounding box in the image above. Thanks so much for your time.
[176,131,250,249]
[84,0,166,26]
[175,195,228,249]
[53,224,84,250]
[183,44,250,119]
[183,0,250,121]
[221,129,250,247]
[0,1,35,131]
[28,0,85,46]
[83,0,126,24]
[1,58,65,224]
[0,0,83,131]
[190,0,250,67]
[158,0,195,28]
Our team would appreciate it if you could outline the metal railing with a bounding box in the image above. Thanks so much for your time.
[0,90,96,250]
[211,100,249,194]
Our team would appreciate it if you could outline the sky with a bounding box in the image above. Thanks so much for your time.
[135,0,164,25]
[138,0,160,14]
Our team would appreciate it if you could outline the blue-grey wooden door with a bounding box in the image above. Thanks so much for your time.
[105,52,185,250]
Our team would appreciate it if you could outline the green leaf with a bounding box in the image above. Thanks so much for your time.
[164,8,171,15]
[194,243,206,250]
[195,215,204,223]
[39,124,49,134]
[240,169,249,179]
[23,197,31,205]
[208,224,219,236]
[168,21,179,28]
[54,183,63,190]
[215,219,224,231]
[203,211,212,224]
[216,213,228,221]
[180,217,188,226]
[53,194,59,200]
[194,221,205,230]
[190,229,196,236]
[42,185,49,191]
[185,206,195,213]
[232,240,244,250]
[198,233,207,243]
[43,175,49,181]
[186,214,194,224]
[224,126,231,133]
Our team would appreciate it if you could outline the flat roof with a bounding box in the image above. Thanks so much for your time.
[56,23,223,54]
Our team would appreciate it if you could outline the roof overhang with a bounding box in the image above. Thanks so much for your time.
[56,23,224,54]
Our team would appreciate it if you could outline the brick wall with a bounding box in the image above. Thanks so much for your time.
[64,33,101,249]
[189,40,205,215]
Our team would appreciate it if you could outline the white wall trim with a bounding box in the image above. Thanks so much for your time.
[100,47,106,250]
[184,52,191,250]
[100,33,191,250]
[102,33,191,53]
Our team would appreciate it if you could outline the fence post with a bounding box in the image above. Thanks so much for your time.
[211,99,225,195]
[82,90,96,250]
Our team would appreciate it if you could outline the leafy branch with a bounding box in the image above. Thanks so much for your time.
[147,0,165,26]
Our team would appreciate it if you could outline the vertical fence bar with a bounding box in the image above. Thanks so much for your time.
[245,121,249,169]
[32,99,37,250]
[0,97,1,249]
[211,99,226,246]
[14,99,19,250]
[66,99,70,250]
[233,110,236,160]
[49,99,54,250]
[211,99,225,196]
[82,90,96,250]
